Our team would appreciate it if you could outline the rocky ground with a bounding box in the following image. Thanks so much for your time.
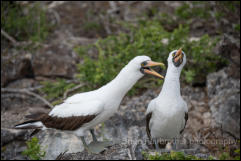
[1,1,240,160]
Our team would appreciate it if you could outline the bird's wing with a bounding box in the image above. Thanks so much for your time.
[180,101,188,134]
[146,112,152,140]
[49,100,104,118]
[145,99,156,115]
[15,100,104,131]
[64,90,96,104]
[37,100,105,130]
[145,99,156,139]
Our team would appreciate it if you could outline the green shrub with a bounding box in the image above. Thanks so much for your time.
[22,137,46,160]
[75,20,227,95]
[218,148,240,160]
[175,2,211,20]
[234,149,240,160]
[1,2,51,42]
[39,79,76,101]
[142,151,210,160]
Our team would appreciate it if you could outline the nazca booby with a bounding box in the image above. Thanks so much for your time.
[146,48,188,150]
[15,56,165,154]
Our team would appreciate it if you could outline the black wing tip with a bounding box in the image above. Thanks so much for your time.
[146,112,152,140]
[180,112,189,134]
[14,120,38,129]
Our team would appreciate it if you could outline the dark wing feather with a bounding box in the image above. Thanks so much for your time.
[15,112,97,131]
[180,112,188,134]
[146,112,152,140]
[39,114,97,130]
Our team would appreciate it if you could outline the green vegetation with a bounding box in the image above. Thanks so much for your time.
[142,148,240,160]
[219,148,240,160]
[83,21,103,33]
[142,151,213,160]
[74,20,227,95]
[37,1,233,100]
[22,137,46,160]
[1,2,52,46]
[39,79,76,102]
[42,9,228,99]
[175,3,211,20]
[234,149,240,160]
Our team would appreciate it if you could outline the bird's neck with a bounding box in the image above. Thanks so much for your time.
[100,65,142,99]
[159,66,181,98]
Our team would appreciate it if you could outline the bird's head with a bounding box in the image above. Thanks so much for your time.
[127,56,165,79]
[167,48,186,70]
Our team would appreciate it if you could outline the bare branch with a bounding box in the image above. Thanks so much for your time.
[1,88,53,109]
[48,1,65,9]
[99,14,112,35]
[25,85,44,92]
[1,29,19,46]
[63,83,85,100]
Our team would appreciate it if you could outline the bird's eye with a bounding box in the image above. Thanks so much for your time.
[172,52,176,57]
[141,61,147,66]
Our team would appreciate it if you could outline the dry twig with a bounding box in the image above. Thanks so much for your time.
[1,29,19,46]
[63,83,85,100]
[1,88,53,109]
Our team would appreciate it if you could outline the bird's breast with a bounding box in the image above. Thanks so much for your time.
[151,110,184,139]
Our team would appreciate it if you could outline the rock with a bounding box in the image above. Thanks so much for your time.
[207,68,240,139]
[161,38,169,45]
[56,143,131,160]
[1,140,29,160]
[32,43,78,78]
[1,96,50,160]
[1,85,220,160]
[6,78,40,89]
[1,128,29,146]
[1,52,34,87]
[215,34,240,79]
[1,128,29,159]
[36,129,84,160]
[189,37,201,42]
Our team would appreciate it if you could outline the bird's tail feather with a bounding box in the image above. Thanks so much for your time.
[14,120,43,129]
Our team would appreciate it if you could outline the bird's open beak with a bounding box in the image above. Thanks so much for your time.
[142,61,165,79]
[174,48,183,63]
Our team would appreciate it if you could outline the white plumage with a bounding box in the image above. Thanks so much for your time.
[146,49,188,147]
[51,56,151,136]
[15,55,165,153]
[16,56,164,134]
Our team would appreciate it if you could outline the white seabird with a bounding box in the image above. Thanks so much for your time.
[15,55,165,154]
[146,48,188,150]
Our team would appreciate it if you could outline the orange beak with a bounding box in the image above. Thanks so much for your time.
[142,61,165,79]
[174,48,183,63]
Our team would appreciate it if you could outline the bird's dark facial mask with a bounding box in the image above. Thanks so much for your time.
[172,48,184,67]
[140,60,165,79]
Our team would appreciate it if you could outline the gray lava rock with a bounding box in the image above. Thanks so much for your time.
[1,128,29,146]
[1,98,50,160]
[1,52,34,87]
[1,128,30,160]
[6,78,39,89]
[207,68,240,139]
[36,129,84,160]
[215,34,240,79]
[32,43,78,78]
[56,143,131,160]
